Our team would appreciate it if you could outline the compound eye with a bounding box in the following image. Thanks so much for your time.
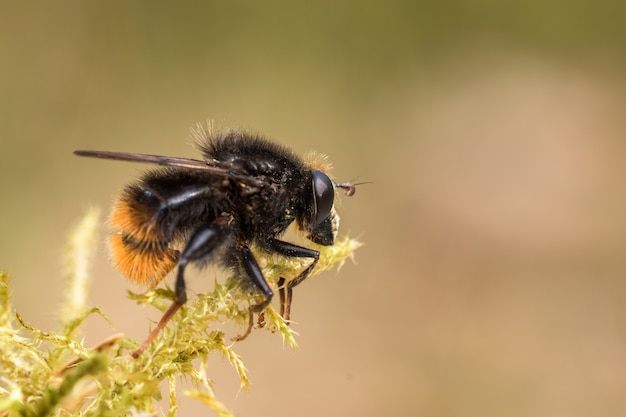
[311,169,334,226]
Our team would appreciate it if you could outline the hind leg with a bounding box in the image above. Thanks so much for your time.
[132,221,228,357]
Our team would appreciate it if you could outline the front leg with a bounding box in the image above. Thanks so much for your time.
[269,239,320,321]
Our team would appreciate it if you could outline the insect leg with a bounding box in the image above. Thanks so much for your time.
[256,276,285,331]
[239,245,273,312]
[277,277,286,317]
[174,225,227,303]
[268,239,320,321]
[132,301,183,358]
[132,223,227,358]
[233,245,273,341]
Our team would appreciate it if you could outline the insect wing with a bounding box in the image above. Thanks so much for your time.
[73,150,264,185]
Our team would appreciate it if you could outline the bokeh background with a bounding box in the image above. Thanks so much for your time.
[2,1,626,416]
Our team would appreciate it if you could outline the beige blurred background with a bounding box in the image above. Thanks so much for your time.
[2,2,626,416]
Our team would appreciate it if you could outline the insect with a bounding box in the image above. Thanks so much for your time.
[74,125,357,356]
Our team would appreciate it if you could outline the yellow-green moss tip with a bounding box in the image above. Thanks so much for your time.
[62,206,101,322]
[0,272,10,327]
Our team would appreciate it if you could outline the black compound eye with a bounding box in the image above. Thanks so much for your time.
[311,169,334,226]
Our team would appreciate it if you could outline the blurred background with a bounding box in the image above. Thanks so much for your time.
[2,1,626,416]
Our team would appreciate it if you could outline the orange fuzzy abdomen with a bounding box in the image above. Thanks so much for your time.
[108,197,179,287]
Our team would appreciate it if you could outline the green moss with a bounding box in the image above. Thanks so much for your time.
[0,209,360,416]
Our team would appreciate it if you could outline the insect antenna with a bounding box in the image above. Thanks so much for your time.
[335,179,371,197]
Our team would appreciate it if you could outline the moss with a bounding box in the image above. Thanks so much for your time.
[0,209,360,416]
